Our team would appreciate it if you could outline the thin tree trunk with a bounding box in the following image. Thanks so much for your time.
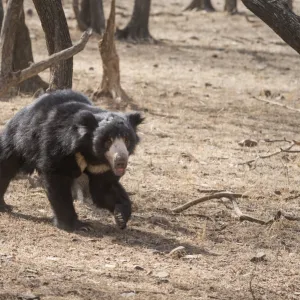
[33,0,73,90]
[73,0,105,35]
[0,1,4,31]
[116,0,154,43]
[224,0,237,14]
[90,0,105,34]
[13,6,48,93]
[184,0,215,12]
[241,0,300,55]
[94,0,129,107]
[288,0,293,10]
[0,0,23,77]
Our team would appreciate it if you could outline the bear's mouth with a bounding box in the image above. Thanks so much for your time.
[105,137,129,177]
[114,167,126,177]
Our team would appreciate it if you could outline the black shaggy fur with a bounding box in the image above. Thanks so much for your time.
[0,90,143,231]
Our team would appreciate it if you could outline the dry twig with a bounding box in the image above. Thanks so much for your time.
[172,192,247,213]
[252,96,300,113]
[231,199,269,225]
[239,140,300,167]
[172,189,300,227]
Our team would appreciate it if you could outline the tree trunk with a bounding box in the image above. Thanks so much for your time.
[33,0,73,90]
[94,0,129,108]
[116,0,154,43]
[241,0,300,55]
[0,0,23,77]
[73,0,105,35]
[13,7,48,94]
[90,0,105,35]
[224,0,237,14]
[184,0,215,12]
[288,0,293,10]
[0,1,4,31]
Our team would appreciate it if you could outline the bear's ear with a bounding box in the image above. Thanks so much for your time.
[74,111,98,135]
[126,112,144,130]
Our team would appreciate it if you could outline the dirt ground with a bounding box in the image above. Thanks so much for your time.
[1,0,300,299]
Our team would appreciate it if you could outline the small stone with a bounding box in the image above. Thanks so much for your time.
[251,252,267,263]
[168,246,186,258]
[133,265,144,271]
[17,293,40,300]
[183,254,200,260]
[105,263,117,269]
[149,216,170,226]
[238,139,258,147]
[121,291,136,298]
[153,271,169,278]
[46,256,59,261]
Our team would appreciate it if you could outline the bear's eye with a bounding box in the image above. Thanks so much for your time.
[105,138,113,149]
[124,137,130,147]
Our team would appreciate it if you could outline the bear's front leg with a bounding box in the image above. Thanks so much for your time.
[88,174,132,229]
[42,173,91,232]
[112,182,132,230]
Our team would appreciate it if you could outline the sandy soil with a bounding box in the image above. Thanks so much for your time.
[1,0,300,299]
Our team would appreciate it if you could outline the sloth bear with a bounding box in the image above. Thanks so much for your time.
[0,90,143,231]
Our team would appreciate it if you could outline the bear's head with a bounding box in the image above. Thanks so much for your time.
[92,112,144,177]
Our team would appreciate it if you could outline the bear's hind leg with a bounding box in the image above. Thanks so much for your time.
[43,173,90,232]
[0,155,22,212]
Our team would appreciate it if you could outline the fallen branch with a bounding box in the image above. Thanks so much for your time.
[0,28,92,97]
[263,138,292,144]
[239,141,299,166]
[252,96,300,114]
[172,191,300,226]
[231,199,269,225]
[172,192,247,213]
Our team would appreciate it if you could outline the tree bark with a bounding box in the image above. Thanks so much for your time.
[224,0,237,14]
[33,0,73,90]
[116,0,154,43]
[0,0,23,77]
[184,0,215,12]
[73,0,105,35]
[241,0,300,55]
[13,6,48,93]
[0,1,4,31]
[94,0,129,107]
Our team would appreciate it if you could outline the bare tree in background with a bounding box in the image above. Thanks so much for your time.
[224,0,237,14]
[0,0,91,97]
[94,0,129,107]
[33,0,73,90]
[73,0,105,35]
[241,0,300,55]
[0,1,3,27]
[13,6,48,93]
[116,0,154,43]
[184,0,215,12]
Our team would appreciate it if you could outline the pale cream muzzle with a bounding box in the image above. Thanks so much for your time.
[104,137,129,177]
